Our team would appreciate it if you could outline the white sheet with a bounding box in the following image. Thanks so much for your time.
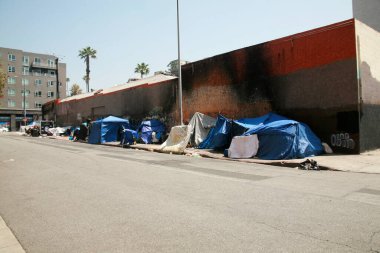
[228,135,259,159]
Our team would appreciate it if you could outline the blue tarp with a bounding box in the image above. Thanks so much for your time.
[88,116,130,144]
[138,119,165,144]
[199,113,324,160]
[121,129,138,145]
[198,115,232,150]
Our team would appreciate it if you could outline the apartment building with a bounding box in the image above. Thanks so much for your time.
[0,47,66,131]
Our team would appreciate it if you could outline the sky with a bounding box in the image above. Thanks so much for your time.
[0,0,353,92]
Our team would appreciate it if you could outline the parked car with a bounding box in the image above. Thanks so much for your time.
[0,127,9,132]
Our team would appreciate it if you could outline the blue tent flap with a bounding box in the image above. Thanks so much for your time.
[138,119,166,144]
[199,113,324,160]
[121,129,138,145]
[198,115,232,150]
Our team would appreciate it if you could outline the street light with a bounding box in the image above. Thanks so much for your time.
[177,0,183,125]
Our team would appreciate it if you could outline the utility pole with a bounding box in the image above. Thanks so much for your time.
[55,58,60,99]
[177,0,183,125]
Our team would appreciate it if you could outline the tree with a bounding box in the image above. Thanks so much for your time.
[134,63,150,78]
[167,59,190,76]
[70,83,82,96]
[78,46,97,93]
[0,67,5,98]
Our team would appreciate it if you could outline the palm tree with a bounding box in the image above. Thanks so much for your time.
[78,47,97,93]
[135,63,150,78]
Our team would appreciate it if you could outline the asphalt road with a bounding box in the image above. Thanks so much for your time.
[0,134,380,253]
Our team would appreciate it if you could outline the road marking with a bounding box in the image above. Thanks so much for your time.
[2,159,15,163]
[0,216,25,253]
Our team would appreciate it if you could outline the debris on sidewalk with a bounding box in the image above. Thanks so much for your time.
[298,159,320,170]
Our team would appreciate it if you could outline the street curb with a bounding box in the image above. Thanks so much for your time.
[47,136,333,170]
[45,135,379,174]
[123,144,332,171]
[0,216,25,253]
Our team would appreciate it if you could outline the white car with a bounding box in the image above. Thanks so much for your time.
[0,127,9,132]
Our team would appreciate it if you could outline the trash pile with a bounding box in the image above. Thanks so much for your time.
[298,159,320,170]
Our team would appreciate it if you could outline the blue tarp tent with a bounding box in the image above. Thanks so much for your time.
[198,115,232,150]
[138,119,165,144]
[88,116,130,144]
[199,113,324,160]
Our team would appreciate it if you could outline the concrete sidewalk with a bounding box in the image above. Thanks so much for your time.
[43,134,380,174]
[0,216,25,253]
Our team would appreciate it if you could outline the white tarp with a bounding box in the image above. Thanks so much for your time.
[189,112,216,147]
[160,112,216,153]
[48,127,67,136]
[159,125,189,153]
[227,135,259,159]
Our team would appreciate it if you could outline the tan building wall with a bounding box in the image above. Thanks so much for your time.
[353,0,380,32]
[0,47,66,130]
[355,20,380,151]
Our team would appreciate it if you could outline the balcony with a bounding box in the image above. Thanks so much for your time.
[23,72,56,77]
[31,62,57,70]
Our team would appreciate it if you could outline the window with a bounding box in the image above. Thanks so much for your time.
[47,91,54,98]
[7,77,16,84]
[7,89,16,96]
[47,80,55,86]
[49,70,55,77]
[7,100,16,108]
[48,59,55,67]
[23,56,29,65]
[8,53,16,61]
[22,101,29,109]
[34,91,42,97]
[22,66,29,75]
[22,78,29,86]
[8,66,15,72]
[35,79,42,85]
[34,57,41,65]
[21,90,30,97]
[35,102,42,108]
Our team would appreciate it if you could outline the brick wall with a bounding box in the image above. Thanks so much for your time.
[54,79,179,128]
[181,19,358,152]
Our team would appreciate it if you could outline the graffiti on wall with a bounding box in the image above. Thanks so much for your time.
[331,133,355,149]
